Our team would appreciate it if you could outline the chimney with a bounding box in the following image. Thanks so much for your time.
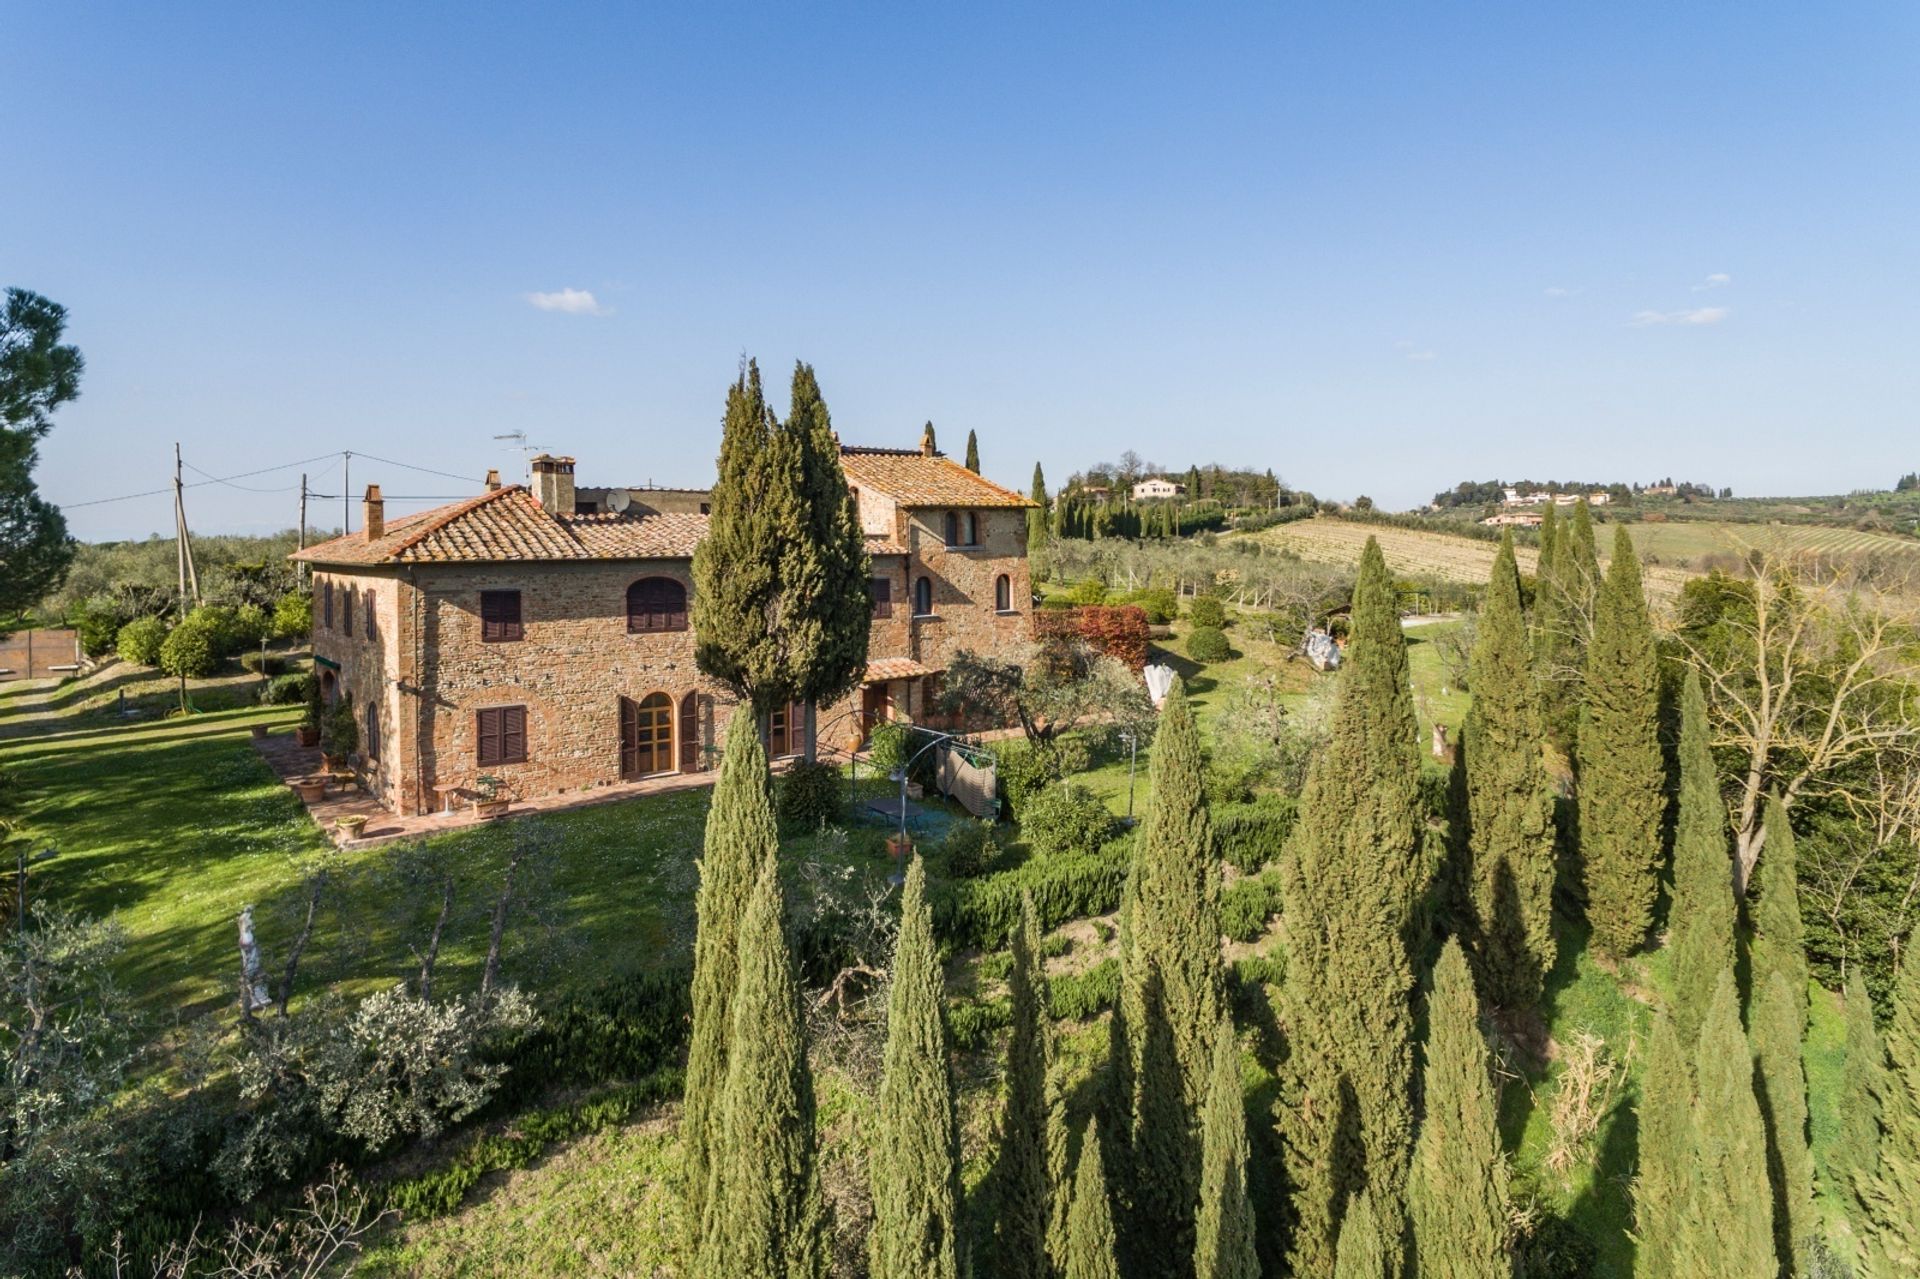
[920,421,937,457]
[529,453,576,514]
[363,484,385,541]
[484,468,501,491]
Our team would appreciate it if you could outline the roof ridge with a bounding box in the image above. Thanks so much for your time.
[385,484,528,558]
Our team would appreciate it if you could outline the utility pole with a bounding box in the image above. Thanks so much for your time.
[297,473,309,582]
[342,451,352,536]
[172,442,200,615]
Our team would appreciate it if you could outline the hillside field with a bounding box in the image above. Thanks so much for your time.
[1624,518,1920,568]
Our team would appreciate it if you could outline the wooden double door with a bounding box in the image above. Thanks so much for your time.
[620,692,699,779]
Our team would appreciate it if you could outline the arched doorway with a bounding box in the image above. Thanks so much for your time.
[620,692,675,779]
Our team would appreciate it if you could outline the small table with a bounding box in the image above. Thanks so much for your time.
[431,782,466,814]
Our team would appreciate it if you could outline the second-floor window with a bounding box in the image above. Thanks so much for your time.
[365,591,377,642]
[968,512,981,545]
[944,511,960,547]
[995,574,1012,612]
[914,576,934,617]
[322,581,333,630]
[343,586,355,637]
[628,577,688,633]
[481,590,523,642]
[871,577,892,619]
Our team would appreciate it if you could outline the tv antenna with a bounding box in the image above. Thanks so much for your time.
[492,431,548,480]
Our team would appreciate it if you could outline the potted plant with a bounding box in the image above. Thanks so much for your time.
[320,695,357,773]
[290,775,328,803]
[886,831,913,860]
[471,774,511,820]
[335,813,369,840]
[295,674,323,747]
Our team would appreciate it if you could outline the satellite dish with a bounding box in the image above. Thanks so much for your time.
[607,490,631,514]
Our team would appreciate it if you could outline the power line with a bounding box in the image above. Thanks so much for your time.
[349,450,481,485]
[64,450,342,508]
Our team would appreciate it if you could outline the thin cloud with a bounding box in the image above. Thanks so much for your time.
[1543,286,1581,298]
[1693,272,1732,291]
[525,288,611,316]
[1629,306,1730,327]
[1395,340,1437,362]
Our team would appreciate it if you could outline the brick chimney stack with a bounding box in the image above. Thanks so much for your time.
[484,468,501,491]
[363,484,385,541]
[529,454,577,514]
[920,422,937,456]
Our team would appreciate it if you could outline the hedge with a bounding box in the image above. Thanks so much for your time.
[947,958,1123,1051]
[1213,797,1297,873]
[1221,870,1284,943]
[932,833,1134,950]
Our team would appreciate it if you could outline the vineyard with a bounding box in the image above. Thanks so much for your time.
[1624,519,1920,567]
[1241,517,1694,600]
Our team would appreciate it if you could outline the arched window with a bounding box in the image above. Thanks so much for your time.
[944,511,960,547]
[627,577,688,633]
[995,574,1011,612]
[967,512,980,546]
[343,585,355,637]
[914,576,934,616]
[364,704,381,762]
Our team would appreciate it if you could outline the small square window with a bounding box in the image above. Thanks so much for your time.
[481,590,523,642]
[477,705,528,766]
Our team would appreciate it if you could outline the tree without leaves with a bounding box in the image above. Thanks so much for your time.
[1114,677,1223,1272]
[1279,536,1424,1276]
[869,855,963,1279]
[1579,524,1667,961]
[1751,970,1813,1272]
[1669,669,1735,1046]
[1193,1017,1257,1279]
[1858,954,1920,1271]
[994,892,1052,1279]
[1408,939,1510,1279]
[1462,529,1556,1009]
[1674,971,1775,1277]
[0,289,83,617]
[694,853,827,1279]
[683,706,778,1246]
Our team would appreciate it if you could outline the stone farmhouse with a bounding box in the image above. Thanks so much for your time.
[292,435,1036,816]
[1130,477,1185,500]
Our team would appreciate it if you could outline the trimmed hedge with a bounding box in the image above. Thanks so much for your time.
[777,760,844,832]
[1221,870,1284,942]
[1213,797,1298,873]
[1188,595,1228,628]
[1186,625,1233,662]
[947,958,1123,1051]
[933,833,1134,950]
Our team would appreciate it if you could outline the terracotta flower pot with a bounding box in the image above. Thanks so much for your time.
[474,798,511,820]
[291,778,327,803]
[886,833,913,860]
[294,725,320,748]
[250,724,269,739]
[335,816,369,839]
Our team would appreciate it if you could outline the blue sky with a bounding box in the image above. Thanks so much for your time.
[6,3,1916,539]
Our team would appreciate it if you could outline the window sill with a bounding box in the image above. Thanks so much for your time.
[995,610,1021,616]
[913,613,940,621]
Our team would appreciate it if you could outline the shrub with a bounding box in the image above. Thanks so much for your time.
[273,591,313,640]
[867,720,911,775]
[260,672,313,706]
[1188,594,1227,628]
[932,832,1134,948]
[941,819,1000,879]
[322,695,359,757]
[1019,783,1118,858]
[1122,587,1178,624]
[1213,797,1298,873]
[116,615,169,666]
[71,595,128,658]
[1038,594,1075,610]
[1186,625,1233,662]
[229,602,270,650]
[1066,577,1108,606]
[1048,957,1119,1020]
[1221,870,1284,942]
[996,739,1064,812]
[240,650,288,676]
[777,761,843,831]
[158,615,222,677]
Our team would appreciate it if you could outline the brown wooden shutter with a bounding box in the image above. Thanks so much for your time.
[680,692,699,771]
[477,708,501,765]
[502,706,527,762]
[872,578,892,618]
[481,591,522,642]
[619,697,639,777]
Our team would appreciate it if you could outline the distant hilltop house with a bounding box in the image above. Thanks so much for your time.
[1503,486,1609,507]
[1130,477,1186,500]
[1502,487,1545,506]
[293,437,1036,817]
[1644,483,1677,495]
[1482,511,1544,528]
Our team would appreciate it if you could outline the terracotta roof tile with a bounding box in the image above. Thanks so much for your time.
[866,657,934,682]
[293,487,707,566]
[840,448,1036,509]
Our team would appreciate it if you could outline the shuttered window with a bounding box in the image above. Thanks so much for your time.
[365,592,378,642]
[364,705,381,762]
[480,590,523,642]
[871,577,892,619]
[627,577,688,633]
[343,586,354,637]
[322,581,333,630]
[476,706,528,766]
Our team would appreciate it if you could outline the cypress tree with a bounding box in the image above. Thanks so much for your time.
[1193,1017,1257,1279]
[1578,524,1666,961]
[1535,501,1560,589]
[1633,1012,1691,1279]
[1752,970,1814,1271]
[1859,955,1920,1272]
[1669,669,1734,1046]
[684,706,778,1243]
[922,420,939,454]
[1064,1125,1122,1279]
[965,429,980,472]
[786,362,874,757]
[995,891,1052,1279]
[1332,1189,1389,1279]
[1675,972,1775,1277]
[1751,795,1808,1028]
[1409,939,1510,1279]
[1115,677,1223,1269]
[1028,462,1050,570]
[1462,528,1557,1009]
[696,853,827,1279]
[1839,969,1887,1221]
[870,855,963,1279]
[1279,536,1424,1276]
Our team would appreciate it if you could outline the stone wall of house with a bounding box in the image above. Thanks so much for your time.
[899,505,1032,675]
[310,569,406,810]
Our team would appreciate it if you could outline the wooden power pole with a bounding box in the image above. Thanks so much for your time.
[172,442,201,614]
[297,473,309,582]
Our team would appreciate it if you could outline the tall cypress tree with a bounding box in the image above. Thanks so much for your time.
[1028,462,1050,569]
[1047,1069,1073,1273]
[1115,677,1223,1270]
[995,892,1052,1279]
[684,706,778,1244]
[1839,969,1887,1222]
[870,855,963,1279]
[1669,669,1734,1046]
[1535,501,1560,592]
[1859,955,1920,1272]
[1579,524,1666,961]
[965,429,980,472]
[786,362,874,757]
[1409,939,1510,1279]
[1194,1017,1257,1279]
[1279,536,1424,1276]
[1633,1012,1691,1279]
[1675,972,1775,1277]
[1751,795,1808,1028]
[1332,1189,1389,1279]
[1463,528,1557,1009]
[696,853,827,1279]
[1064,1124,1122,1279]
[1752,970,1814,1272]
